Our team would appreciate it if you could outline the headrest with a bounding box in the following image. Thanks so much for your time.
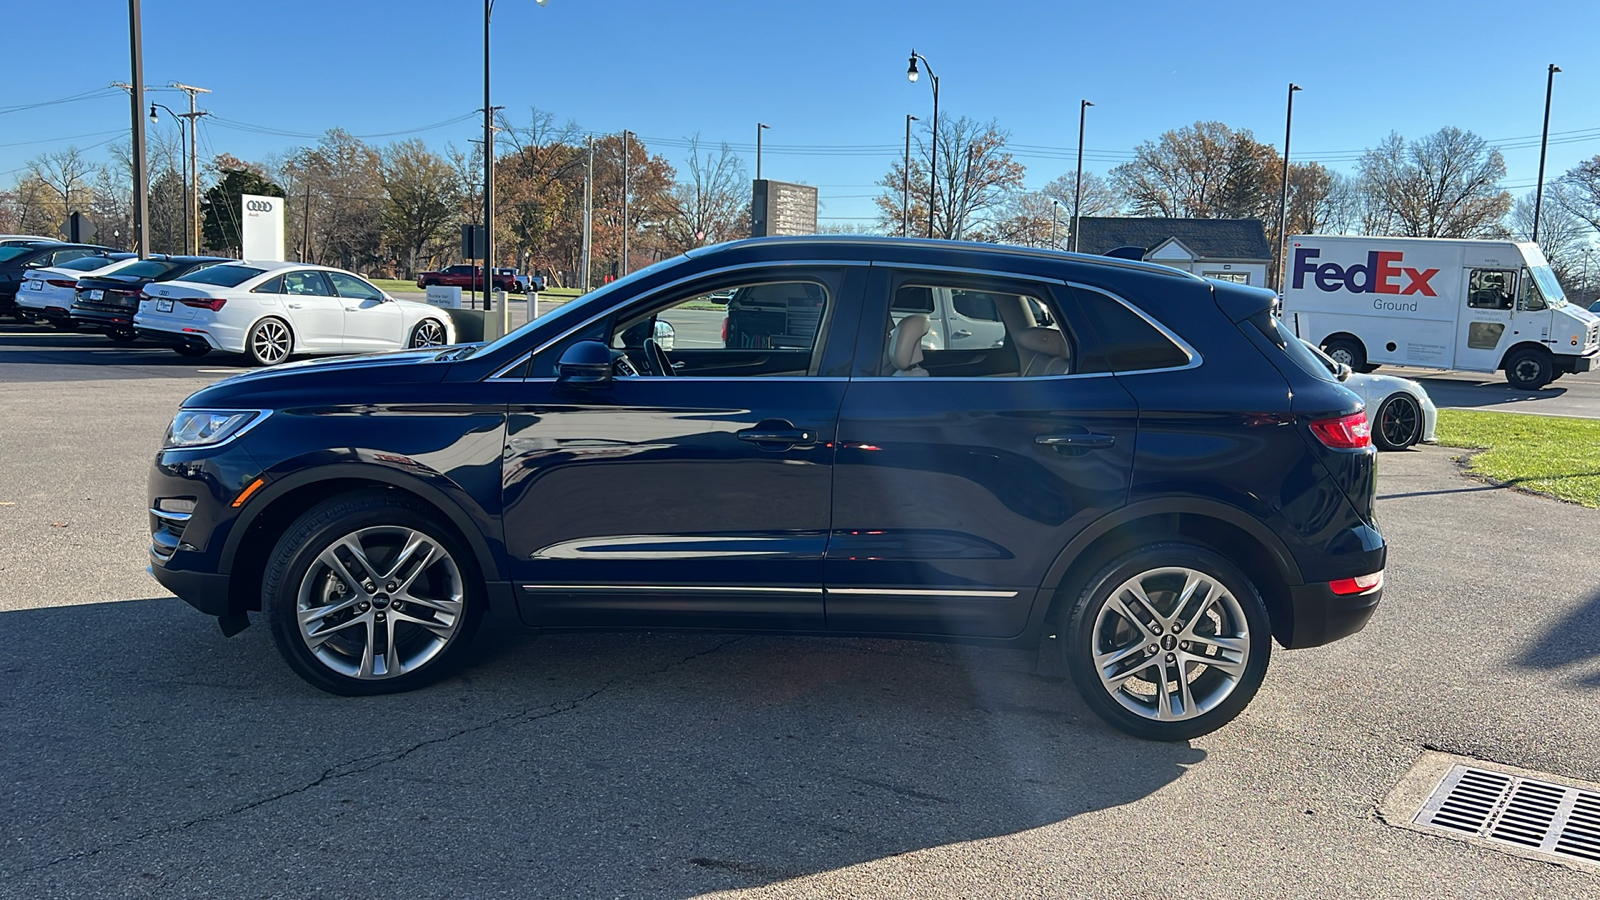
[890,314,932,371]
[1014,326,1068,358]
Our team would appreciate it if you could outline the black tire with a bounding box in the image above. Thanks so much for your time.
[1059,542,1272,741]
[408,318,448,349]
[262,491,485,695]
[106,328,137,344]
[1321,336,1367,373]
[174,344,211,358]
[1504,348,1553,391]
[244,317,293,367]
[1373,394,1423,451]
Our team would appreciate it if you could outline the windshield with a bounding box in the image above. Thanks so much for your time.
[471,254,689,358]
[1528,265,1567,308]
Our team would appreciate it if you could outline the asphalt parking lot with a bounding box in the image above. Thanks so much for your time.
[2,323,1599,898]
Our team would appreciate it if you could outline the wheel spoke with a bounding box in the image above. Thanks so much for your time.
[1104,659,1159,691]
[1171,570,1208,629]
[381,615,403,676]
[1115,584,1161,634]
[356,615,379,678]
[393,607,456,638]
[1174,660,1197,716]
[379,531,432,583]
[1095,640,1151,674]
[396,588,459,615]
[316,544,368,595]
[298,594,362,628]
[305,611,369,650]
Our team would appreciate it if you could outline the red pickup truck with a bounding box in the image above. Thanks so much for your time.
[416,265,520,292]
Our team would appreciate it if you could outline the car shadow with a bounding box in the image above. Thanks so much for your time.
[1517,588,1600,687]
[1412,376,1568,408]
[0,598,1202,896]
[0,324,245,374]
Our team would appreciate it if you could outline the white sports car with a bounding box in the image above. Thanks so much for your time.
[1303,340,1437,450]
[135,261,456,365]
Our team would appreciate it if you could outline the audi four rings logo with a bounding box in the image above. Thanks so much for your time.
[245,200,275,212]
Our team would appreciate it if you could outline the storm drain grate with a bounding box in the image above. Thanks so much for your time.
[1416,764,1600,866]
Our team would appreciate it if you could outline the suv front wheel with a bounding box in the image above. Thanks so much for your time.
[1060,542,1272,741]
[262,492,485,694]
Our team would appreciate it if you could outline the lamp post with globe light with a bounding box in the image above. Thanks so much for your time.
[907,50,939,239]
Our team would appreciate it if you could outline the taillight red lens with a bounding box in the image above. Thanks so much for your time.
[721,317,729,342]
[178,297,227,311]
[1309,412,1371,449]
[46,279,77,289]
[1329,571,1383,595]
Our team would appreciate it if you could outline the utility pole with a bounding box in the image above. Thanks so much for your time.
[902,114,917,238]
[621,130,631,278]
[1072,99,1093,253]
[756,122,769,181]
[1275,83,1302,291]
[582,136,593,292]
[171,83,210,255]
[1533,63,1561,244]
[301,182,311,262]
[127,1,149,258]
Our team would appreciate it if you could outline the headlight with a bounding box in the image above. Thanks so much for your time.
[164,409,269,449]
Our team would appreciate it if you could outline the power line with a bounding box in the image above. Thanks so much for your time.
[0,129,124,149]
[0,87,122,116]
[209,111,479,141]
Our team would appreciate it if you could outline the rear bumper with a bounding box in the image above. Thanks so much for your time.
[137,327,222,352]
[71,307,137,330]
[1283,580,1382,648]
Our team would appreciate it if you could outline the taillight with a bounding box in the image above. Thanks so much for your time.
[46,279,76,289]
[178,297,227,311]
[1329,571,1383,596]
[1308,411,1371,449]
[721,317,729,342]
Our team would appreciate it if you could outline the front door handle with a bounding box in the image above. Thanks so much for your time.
[738,420,817,450]
[1036,432,1116,453]
[952,329,972,339]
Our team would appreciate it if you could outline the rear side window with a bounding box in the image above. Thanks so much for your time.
[1247,311,1338,384]
[119,260,180,279]
[1071,288,1191,373]
[181,264,266,287]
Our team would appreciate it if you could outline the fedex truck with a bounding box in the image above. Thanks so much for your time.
[1281,235,1599,390]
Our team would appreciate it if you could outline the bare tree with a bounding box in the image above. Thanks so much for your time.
[1356,128,1511,238]
[27,146,96,216]
[990,190,1065,248]
[661,135,749,252]
[1110,122,1278,219]
[875,116,1025,240]
[1040,171,1122,218]
[1560,155,1600,234]
[1510,188,1586,284]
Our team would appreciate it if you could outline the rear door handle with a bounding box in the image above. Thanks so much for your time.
[952,329,972,338]
[286,302,303,309]
[738,421,817,449]
[1036,432,1116,453]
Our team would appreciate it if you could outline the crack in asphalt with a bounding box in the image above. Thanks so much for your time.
[4,636,745,880]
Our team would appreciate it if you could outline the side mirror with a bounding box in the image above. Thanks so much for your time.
[1335,361,1352,382]
[556,340,614,387]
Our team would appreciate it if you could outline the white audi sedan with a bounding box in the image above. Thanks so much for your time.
[135,261,455,365]
[15,253,138,326]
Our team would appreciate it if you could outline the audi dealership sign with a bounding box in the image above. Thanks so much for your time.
[241,194,285,262]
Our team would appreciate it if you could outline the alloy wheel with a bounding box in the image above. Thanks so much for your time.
[411,319,446,348]
[251,320,292,365]
[1379,396,1420,449]
[1090,566,1251,722]
[295,525,466,680]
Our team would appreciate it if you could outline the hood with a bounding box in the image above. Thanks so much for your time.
[184,347,454,407]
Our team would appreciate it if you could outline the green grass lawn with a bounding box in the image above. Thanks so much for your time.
[1434,409,1600,508]
[369,278,419,293]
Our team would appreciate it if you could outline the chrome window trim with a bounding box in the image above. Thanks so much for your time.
[521,584,822,595]
[828,588,1020,598]
[871,260,1068,287]
[489,259,869,380]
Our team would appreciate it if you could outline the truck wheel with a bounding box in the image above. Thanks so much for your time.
[1504,348,1553,391]
[1322,337,1367,372]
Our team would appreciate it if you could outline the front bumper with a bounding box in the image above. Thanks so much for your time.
[1556,351,1597,376]
[149,563,232,616]
[1283,579,1382,648]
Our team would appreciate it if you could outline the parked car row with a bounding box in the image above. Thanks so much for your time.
[2,240,457,366]
[416,264,545,294]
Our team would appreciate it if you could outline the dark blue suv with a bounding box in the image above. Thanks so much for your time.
[148,237,1384,740]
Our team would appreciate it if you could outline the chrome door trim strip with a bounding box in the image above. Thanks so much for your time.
[491,259,869,380]
[827,588,1020,598]
[520,584,822,595]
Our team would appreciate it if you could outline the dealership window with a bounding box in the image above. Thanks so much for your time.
[1203,271,1249,284]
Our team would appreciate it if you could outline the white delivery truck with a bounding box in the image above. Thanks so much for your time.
[1281,235,1599,390]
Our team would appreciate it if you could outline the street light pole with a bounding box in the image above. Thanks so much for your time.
[902,114,918,238]
[756,122,769,181]
[1072,99,1093,253]
[1275,83,1302,291]
[582,135,593,293]
[621,129,630,277]
[1051,200,1059,249]
[128,0,148,258]
[483,0,495,314]
[148,103,188,252]
[1533,63,1561,244]
[907,50,938,239]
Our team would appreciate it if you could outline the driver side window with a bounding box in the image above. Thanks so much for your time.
[607,279,832,378]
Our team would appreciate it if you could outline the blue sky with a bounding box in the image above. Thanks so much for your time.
[5,0,1598,226]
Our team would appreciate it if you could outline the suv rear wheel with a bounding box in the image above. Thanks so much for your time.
[1061,542,1271,741]
[262,493,485,695]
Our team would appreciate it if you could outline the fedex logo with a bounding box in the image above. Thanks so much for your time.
[1292,248,1438,296]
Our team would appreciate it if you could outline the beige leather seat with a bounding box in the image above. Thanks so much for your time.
[885,313,931,376]
[1013,326,1072,376]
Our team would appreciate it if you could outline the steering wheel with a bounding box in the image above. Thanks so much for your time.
[644,338,676,376]
[613,352,641,377]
